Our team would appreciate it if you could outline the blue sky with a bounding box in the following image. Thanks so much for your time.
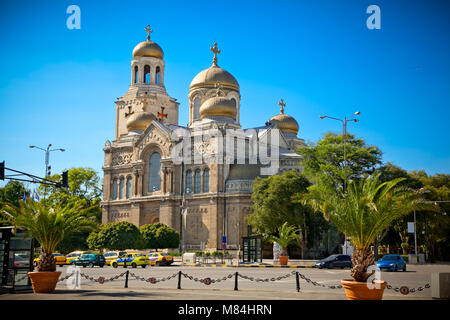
[0,0,449,188]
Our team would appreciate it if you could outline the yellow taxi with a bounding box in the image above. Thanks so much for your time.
[103,251,127,266]
[66,251,93,264]
[111,252,149,268]
[33,253,66,267]
[148,252,174,266]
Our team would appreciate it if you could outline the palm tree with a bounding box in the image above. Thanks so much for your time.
[1,199,97,272]
[267,222,299,257]
[303,173,434,282]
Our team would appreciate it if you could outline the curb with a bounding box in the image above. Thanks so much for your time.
[181,264,315,268]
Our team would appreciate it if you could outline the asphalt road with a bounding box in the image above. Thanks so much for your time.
[43,263,448,299]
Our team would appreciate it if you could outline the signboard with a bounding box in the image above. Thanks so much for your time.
[407,222,415,233]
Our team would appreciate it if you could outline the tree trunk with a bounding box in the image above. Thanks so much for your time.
[38,252,56,272]
[350,248,375,282]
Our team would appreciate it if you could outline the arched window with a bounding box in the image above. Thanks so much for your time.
[149,152,161,192]
[193,97,200,120]
[119,177,125,199]
[112,179,118,200]
[134,66,139,84]
[194,169,201,194]
[185,170,192,194]
[126,177,132,199]
[231,98,237,120]
[156,66,161,84]
[203,169,209,193]
[144,65,151,84]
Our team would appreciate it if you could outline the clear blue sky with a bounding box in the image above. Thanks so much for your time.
[1,0,449,188]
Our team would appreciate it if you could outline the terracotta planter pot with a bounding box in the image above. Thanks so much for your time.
[279,255,289,266]
[28,271,61,293]
[340,279,387,300]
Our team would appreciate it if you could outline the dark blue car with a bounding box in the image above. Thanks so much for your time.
[315,254,352,269]
[376,254,406,272]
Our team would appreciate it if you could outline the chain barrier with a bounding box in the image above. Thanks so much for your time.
[129,272,179,284]
[24,268,429,296]
[386,283,431,295]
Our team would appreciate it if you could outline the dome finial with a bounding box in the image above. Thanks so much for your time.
[210,43,221,66]
[144,25,152,41]
[278,99,286,114]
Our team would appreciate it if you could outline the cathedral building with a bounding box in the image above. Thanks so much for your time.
[101,26,305,251]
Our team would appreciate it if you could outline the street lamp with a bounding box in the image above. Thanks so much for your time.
[29,144,65,178]
[29,144,66,200]
[319,111,360,190]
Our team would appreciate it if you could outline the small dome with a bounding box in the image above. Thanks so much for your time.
[132,40,164,59]
[269,113,299,134]
[190,65,239,90]
[127,111,156,131]
[200,96,236,119]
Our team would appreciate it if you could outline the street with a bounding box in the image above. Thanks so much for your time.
[2,263,446,300]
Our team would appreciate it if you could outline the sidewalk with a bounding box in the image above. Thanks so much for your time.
[0,286,429,300]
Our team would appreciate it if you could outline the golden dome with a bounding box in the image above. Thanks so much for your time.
[200,96,236,119]
[269,113,299,134]
[132,40,164,59]
[127,111,156,131]
[190,65,239,90]
[269,99,299,134]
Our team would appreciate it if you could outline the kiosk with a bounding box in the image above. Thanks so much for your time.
[0,226,34,293]
[242,236,262,263]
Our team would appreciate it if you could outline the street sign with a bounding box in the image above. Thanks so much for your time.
[407,222,415,233]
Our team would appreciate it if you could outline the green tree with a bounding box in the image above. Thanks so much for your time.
[1,199,97,271]
[37,168,103,251]
[0,181,28,206]
[139,223,180,250]
[90,221,140,251]
[303,172,434,282]
[408,171,450,261]
[247,170,317,258]
[298,132,382,188]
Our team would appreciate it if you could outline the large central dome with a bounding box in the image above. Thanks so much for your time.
[190,65,239,90]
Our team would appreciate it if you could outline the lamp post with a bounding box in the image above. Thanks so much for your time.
[29,144,65,199]
[319,111,360,255]
[319,111,360,190]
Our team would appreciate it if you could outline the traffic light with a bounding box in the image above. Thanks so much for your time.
[0,161,4,180]
[61,170,68,188]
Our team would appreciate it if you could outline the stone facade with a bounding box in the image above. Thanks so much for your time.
[101,31,305,251]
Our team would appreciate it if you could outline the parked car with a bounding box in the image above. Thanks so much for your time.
[376,254,406,272]
[13,254,30,268]
[33,253,66,267]
[148,252,174,266]
[111,253,149,268]
[74,253,106,268]
[315,254,352,269]
[103,251,127,266]
[66,251,92,264]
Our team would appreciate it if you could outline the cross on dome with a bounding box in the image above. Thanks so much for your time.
[278,99,286,114]
[145,25,153,41]
[210,43,221,66]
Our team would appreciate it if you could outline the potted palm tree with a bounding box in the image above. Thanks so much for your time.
[303,173,433,300]
[1,199,97,293]
[267,222,299,266]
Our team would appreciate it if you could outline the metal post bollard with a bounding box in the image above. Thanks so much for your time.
[177,271,182,289]
[124,270,129,288]
[296,272,300,292]
[124,259,127,268]
[234,272,238,291]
